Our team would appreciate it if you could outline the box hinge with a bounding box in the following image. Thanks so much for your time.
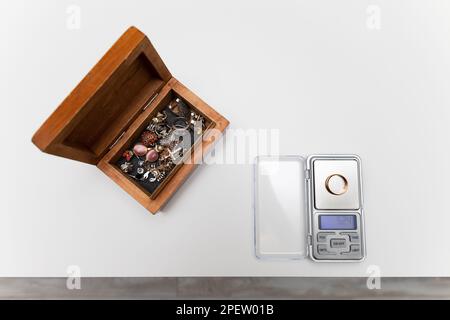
[107,91,159,151]
[305,169,311,180]
[142,92,159,112]
[109,131,126,150]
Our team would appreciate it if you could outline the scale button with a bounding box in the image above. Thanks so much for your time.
[341,232,360,242]
[317,244,335,255]
[317,232,334,242]
[317,245,328,255]
[330,238,347,248]
[343,245,361,255]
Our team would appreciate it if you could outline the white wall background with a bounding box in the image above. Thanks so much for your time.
[1,0,449,276]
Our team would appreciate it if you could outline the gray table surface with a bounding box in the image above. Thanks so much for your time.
[1,278,449,299]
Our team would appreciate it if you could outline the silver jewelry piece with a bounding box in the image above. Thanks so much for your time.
[120,162,133,173]
[142,171,150,181]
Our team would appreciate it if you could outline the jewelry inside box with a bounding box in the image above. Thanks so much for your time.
[116,96,205,195]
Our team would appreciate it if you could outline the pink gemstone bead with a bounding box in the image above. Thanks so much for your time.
[133,144,148,157]
[146,149,159,162]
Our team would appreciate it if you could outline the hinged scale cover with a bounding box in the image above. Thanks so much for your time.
[254,156,309,259]
[32,27,172,164]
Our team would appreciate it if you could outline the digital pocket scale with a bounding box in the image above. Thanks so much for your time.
[253,154,365,262]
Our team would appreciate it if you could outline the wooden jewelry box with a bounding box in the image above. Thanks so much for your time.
[32,26,229,214]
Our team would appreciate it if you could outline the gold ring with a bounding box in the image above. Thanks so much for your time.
[325,174,348,195]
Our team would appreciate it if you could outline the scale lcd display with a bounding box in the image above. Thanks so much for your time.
[319,215,357,230]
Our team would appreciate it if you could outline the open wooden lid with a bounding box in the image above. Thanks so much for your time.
[32,26,172,164]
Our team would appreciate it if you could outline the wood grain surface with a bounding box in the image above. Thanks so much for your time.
[32,26,229,214]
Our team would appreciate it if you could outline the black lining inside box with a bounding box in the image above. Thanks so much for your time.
[114,91,211,197]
